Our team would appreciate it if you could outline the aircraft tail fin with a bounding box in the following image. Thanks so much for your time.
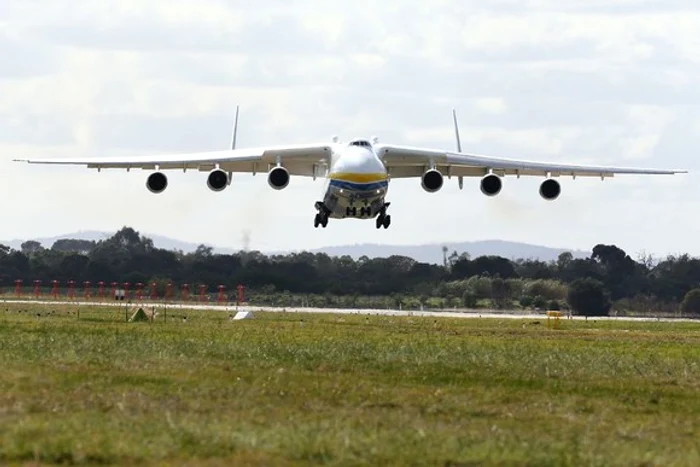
[452,108,462,153]
[231,104,240,150]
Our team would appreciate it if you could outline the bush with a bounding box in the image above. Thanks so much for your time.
[519,295,534,308]
[462,290,478,308]
[523,279,567,301]
[567,278,611,316]
[533,295,548,310]
[680,288,700,316]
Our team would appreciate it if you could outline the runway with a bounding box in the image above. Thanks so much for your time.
[3,298,698,323]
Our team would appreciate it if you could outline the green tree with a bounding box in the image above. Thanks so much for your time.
[21,240,43,255]
[680,288,700,316]
[567,278,610,317]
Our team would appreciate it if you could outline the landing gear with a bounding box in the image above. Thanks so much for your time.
[314,213,328,228]
[375,203,391,229]
[346,205,372,217]
[314,202,329,228]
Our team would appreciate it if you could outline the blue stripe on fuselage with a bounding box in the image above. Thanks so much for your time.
[329,179,389,191]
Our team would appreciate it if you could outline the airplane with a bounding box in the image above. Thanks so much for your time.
[14,106,687,229]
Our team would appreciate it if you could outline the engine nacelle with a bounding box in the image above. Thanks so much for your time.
[421,169,443,193]
[268,166,290,190]
[539,178,561,201]
[207,169,229,192]
[480,174,502,196]
[146,172,168,194]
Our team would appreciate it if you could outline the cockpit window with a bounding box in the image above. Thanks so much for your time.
[349,139,371,147]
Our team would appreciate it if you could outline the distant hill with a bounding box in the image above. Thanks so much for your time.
[1,230,235,255]
[298,240,588,264]
[2,230,587,264]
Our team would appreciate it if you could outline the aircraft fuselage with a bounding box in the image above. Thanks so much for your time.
[316,140,390,227]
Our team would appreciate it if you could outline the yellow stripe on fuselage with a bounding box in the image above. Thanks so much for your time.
[328,172,388,183]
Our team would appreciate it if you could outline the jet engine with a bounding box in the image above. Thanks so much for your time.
[207,169,229,192]
[539,178,561,201]
[480,174,502,196]
[268,166,290,190]
[146,172,168,194]
[421,169,443,193]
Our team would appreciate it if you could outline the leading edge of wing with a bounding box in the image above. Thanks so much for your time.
[446,152,687,175]
[376,144,687,175]
[12,143,332,168]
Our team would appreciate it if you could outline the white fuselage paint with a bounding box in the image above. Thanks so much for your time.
[319,140,390,220]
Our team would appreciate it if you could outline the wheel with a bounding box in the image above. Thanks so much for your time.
[382,215,391,229]
[321,215,328,228]
[375,215,383,229]
[314,213,320,228]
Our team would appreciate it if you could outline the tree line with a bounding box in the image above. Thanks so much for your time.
[2,227,700,316]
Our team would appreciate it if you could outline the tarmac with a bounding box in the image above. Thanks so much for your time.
[3,298,698,323]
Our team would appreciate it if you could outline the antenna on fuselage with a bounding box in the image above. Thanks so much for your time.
[452,108,462,153]
[231,104,240,150]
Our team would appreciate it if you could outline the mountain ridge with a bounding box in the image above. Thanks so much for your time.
[1,230,588,264]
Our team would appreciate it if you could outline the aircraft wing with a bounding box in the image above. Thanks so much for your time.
[13,143,333,177]
[375,144,687,178]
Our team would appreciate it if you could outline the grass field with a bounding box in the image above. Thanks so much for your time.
[1,303,700,466]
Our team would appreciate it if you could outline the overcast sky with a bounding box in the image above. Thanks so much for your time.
[1,0,699,258]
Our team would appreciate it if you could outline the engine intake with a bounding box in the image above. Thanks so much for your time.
[268,166,290,190]
[539,178,561,200]
[146,172,168,194]
[480,174,502,196]
[207,169,229,192]
[421,169,443,193]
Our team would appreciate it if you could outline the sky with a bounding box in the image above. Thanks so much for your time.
[1,0,699,258]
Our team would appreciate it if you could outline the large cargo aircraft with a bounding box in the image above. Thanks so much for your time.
[15,107,686,229]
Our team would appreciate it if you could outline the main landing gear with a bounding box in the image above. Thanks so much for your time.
[375,203,391,229]
[314,202,329,228]
[313,202,391,229]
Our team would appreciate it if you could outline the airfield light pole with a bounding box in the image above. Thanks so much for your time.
[181,284,190,302]
[135,283,144,301]
[150,282,158,301]
[237,284,245,305]
[166,282,173,301]
[83,281,91,300]
[67,281,76,301]
[217,285,226,304]
[97,281,105,300]
[123,282,131,301]
[14,279,22,298]
[198,284,207,303]
[51,280,60,300]
[33,280,42,298]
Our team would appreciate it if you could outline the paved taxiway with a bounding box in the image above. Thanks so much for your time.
[3,298,698,323]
